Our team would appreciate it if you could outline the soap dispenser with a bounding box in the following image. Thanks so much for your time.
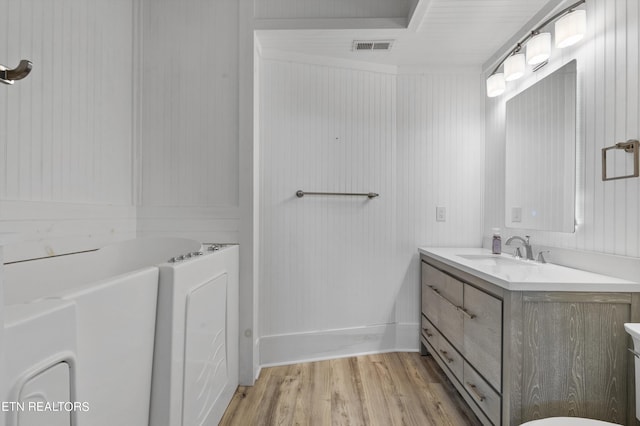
[492,228,502,254]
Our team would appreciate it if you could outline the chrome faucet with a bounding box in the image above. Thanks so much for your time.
[505,235,534,261]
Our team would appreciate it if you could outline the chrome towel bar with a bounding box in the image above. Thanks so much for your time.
[296,190,379,199]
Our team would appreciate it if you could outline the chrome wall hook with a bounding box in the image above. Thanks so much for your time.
[0,60,33,85]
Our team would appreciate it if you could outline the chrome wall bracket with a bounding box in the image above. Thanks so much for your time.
[0,60,33,85]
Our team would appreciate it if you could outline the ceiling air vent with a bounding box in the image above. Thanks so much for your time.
[352,40,394,52]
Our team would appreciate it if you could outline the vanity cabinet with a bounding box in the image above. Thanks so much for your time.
[421,261,502,425]
[420,253,640,426]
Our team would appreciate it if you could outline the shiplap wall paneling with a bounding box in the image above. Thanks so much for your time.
[259,59,397,336]
[394,72,485,325]
[254,0,409,20]
[0,0,136,261]
[258,57,486,364]
[138,0,240,242]
[484,0,640,258]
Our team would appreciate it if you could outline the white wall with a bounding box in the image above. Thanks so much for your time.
[138,0,240,244]
[484,0,640,258]
[258,56,484,365]
[395,70,485,325]
[139,0,259,386]
[254,0,409,20]
[0,0,137,262]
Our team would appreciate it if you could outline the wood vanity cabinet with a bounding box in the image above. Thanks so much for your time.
[420,253,640,426]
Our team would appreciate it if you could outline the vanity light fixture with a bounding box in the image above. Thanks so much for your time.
[485,0,586,97]
[486,73,506,98]
[526,32,551,65]
[555,9,587,48]
[504,49,526,81]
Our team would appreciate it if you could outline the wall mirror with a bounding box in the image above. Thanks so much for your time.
[505,60,577,232]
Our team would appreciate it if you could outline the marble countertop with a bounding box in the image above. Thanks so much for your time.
[419,247,640,292]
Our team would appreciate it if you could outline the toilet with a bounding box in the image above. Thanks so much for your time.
[521,418,618,425]
[521,323,640,426]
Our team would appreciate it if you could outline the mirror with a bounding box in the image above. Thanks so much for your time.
[505,60,576,232]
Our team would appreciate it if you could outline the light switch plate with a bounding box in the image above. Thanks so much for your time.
[436,206,446,222]
[511,207,522,223]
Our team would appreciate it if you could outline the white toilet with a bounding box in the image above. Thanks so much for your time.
[521,323,640,426]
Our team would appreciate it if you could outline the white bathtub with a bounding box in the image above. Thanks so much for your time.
[3,249,159,426]
[150,244,239,426]
[2,237,237,426]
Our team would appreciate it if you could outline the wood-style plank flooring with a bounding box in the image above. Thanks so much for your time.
[220,352,480,426]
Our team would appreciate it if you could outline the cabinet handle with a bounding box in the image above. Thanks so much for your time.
[429,286,459,310]
[629,348,640,359]
[466,382,486,402]
[458,307,476,319]
[438,349,454,364]
[422,328,433,338]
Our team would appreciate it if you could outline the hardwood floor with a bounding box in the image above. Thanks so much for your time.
[220,352,480,426]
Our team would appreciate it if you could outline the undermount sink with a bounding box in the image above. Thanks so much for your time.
[456,254,532,266]
[625,323,640,343]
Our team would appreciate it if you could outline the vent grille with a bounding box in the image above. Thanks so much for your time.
[352,40,394,52]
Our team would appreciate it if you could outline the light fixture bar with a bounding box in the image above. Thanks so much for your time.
[490,0,586,76]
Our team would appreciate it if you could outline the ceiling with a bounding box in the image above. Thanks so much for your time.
[256,0,554,67]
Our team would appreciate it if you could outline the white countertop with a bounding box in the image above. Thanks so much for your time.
[419,247,640,292]
[0,233,18,245]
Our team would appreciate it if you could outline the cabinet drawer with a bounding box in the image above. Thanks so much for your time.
[436,333,463,382]
[422,262,463,307]
[463,361,501,426]
[422,281,440,327]
[439,295,463,350]
[421,315,438,348]
[463,284,502,391]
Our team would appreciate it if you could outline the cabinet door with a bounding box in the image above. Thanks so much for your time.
[421,276,440,327]
[439,297,464,351]
[422,261,465,352]
[422,262,463,306]
[463,284,502,391]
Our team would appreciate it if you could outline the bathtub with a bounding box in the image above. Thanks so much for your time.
[2,237,238,426]
[100,238,240,425]
[3,249,159,426]
[3,299,77,426]
[150,243,239,426]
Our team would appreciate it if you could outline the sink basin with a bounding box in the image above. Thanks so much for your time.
[625,323,640,342]
[420,247,639,292]
[457,254,532,266]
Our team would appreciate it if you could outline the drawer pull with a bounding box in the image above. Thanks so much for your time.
[429,286,459,310]
[466,382,486,402]
[422,328,433,338]
[629,348,640,359]
[458,307,477,319]
[438,349,454,364]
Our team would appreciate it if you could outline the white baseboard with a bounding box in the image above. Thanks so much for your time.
[259,323,420,367]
